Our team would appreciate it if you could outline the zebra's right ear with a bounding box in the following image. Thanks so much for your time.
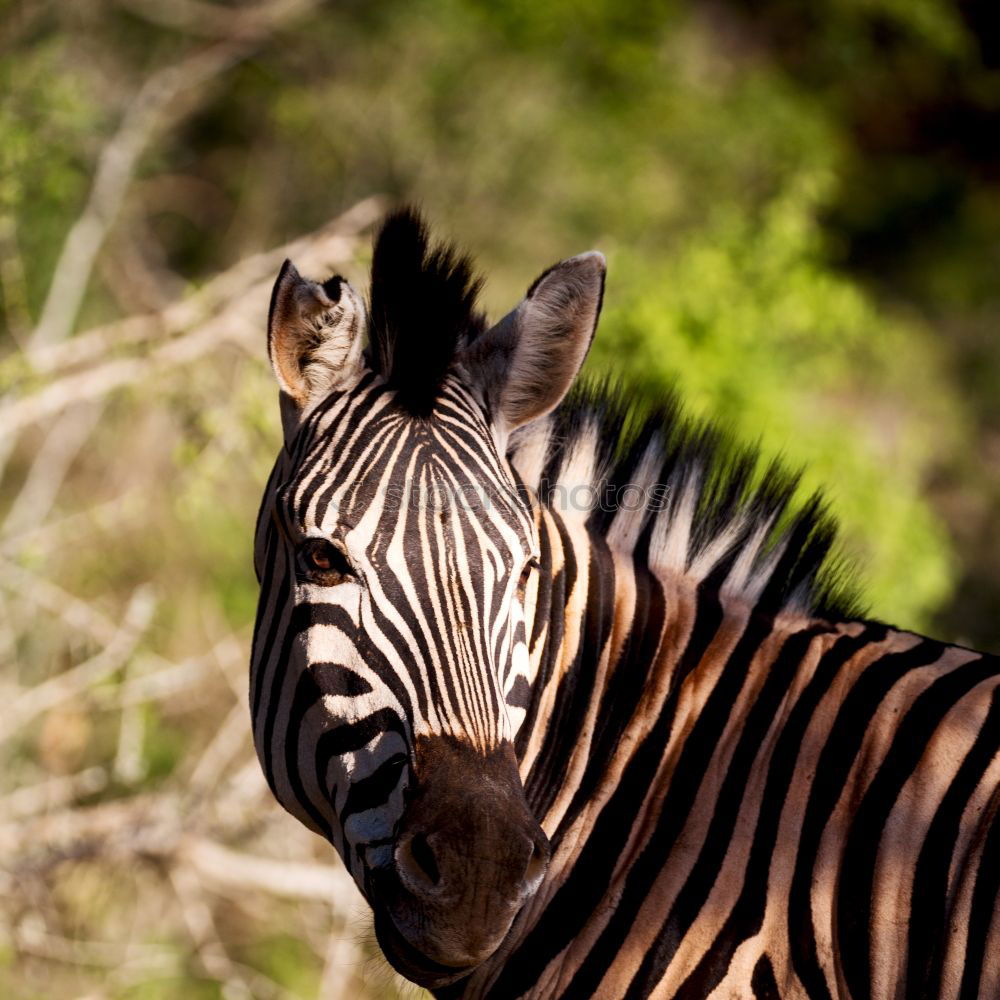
[267,259,366,434]
[460,252,605,436]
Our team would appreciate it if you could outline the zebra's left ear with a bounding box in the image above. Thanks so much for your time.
[267,259,366,439]
[460,252,605,433]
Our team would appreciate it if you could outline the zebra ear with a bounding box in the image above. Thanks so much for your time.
[267,259,366,424]
[462,252,605,432]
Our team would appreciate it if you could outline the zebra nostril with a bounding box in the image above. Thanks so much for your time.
[522,833,550,894]
[411,833,441,885]
[397,832,441,888]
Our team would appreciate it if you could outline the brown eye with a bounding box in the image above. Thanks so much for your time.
[299,538,355,585]
[517,558,538,596]
[310,546,332,571]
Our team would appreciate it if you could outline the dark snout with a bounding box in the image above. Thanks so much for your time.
[372,735,550,987]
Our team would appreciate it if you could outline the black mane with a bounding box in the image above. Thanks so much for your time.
[511,380,865,622]
[367,207,487,416]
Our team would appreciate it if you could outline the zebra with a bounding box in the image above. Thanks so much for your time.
[249,208,1000,999]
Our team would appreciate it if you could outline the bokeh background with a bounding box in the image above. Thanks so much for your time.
[2,0,999,996]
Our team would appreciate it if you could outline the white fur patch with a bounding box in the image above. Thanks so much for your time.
[606,438,663,553]
[648,467,701,574]
[548,419,600,520]
[509,417,553,492]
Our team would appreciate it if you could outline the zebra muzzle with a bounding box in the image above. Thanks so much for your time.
[371,734,550,985]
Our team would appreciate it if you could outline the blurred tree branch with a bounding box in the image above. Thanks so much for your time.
[1,585,156,740]
[26,0,325,361]
[3,196,384,440]
[25,194,384,378]
[116,0,292,40]
[1,400,105,537]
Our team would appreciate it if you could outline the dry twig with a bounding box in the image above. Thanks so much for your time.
[3,197,384,439]
[27,0,325,359]
[2,585,156,739]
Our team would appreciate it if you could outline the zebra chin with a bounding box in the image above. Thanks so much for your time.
[367,859,541,989]
[370,903,487,989]
[364,735,551,988]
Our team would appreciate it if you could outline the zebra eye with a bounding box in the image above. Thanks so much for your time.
[517,558,538,597]
[299,538,355,585]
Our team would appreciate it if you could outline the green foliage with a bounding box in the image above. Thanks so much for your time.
[0,36,104,317]
[245,933,322,996]
[141,705,187,782]
[590,171,960,625]
[117,977,222,1000]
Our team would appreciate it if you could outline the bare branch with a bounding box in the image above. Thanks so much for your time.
[113,660,148,785]
[1,400,105,537]
[0,557,120,647]
[3,198,385,439]
[116,0,292,40]
[28,47,244,356]
[0,491,143,559]
[0,190,406,998]
[12,921,176,970]
[1,585,156,740]
[26,0,324,359]
[25,194,385,378]
[109,639,245,708]
[0,767,108,821]
[168,863,254,999]
[182,838,356,904]
[0,791,180,870]
[188,702,250,794]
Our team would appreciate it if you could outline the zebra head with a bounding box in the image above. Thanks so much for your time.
[250,210,605,987]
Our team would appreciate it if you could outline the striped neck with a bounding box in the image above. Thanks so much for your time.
[451,490,841,998]
[514,500,660,834]
[490,499,688,980]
